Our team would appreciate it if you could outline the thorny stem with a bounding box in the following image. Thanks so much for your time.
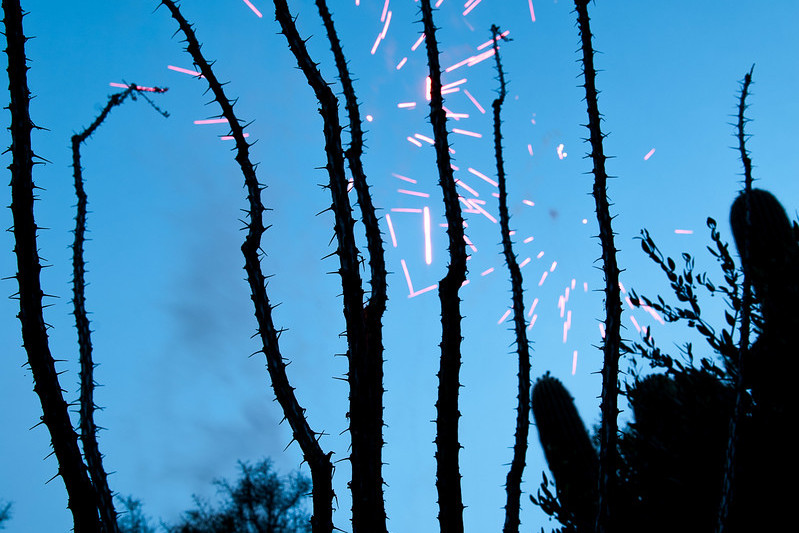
[71,85,167,533]
[574,2,622,532]
[157,3,334,532]
[3,1,102,531]
[716,64,755,533]
[277,1,387,532]
[419,1,467,532]
[72,87,134,533]
[490,25,531,533]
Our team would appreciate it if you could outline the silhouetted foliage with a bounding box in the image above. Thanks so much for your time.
[117,497,156,533]
[0,501,12,530]
[166,459,311,533]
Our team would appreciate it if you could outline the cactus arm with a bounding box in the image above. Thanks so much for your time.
[418,1,468,531]
[573,2,622,532]
[272,1,387,531]
[3,1,102,531]
[488,25,532,533]
[157,3,334,532]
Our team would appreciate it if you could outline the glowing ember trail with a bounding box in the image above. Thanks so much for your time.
[396,57,408,70]
[519,257,531,268]
[674,229,693,234]
[109,83,166,93]
[481,267,494,276]
[497,309,512,325]
[466,199,497,223]
[557,143,568,159]
[463,0,483,16]
[477,30,510,50]
[452,128,482,138]
[391,208,424,213]
[380,0,389,21]
[193,118,229,125]
[528,298,539,317]
[392,173,417,184]
[385,214,398,247]
[538,271,548,286]
[242,0,263,17]
[644,148,656,160]
[414,133,435,144]
[527,314,538,330]
[463,89,486,113]
[467,167,497,187]
[528,0,536,22]
[221,134,250,140]
[522,199,535,207]
[454,179,480,197]
[527,144,534,156]
[572,350,578,375]
[523,236,534,244]
[630,315,642,332]
[536,251,545,259]
[168,65,203,77]
[407,136,423,147]
[398,189,430,198]
[412,33,426,51]
[423,206,433,265]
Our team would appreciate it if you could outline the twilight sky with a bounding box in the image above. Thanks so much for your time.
[1,1,798,532]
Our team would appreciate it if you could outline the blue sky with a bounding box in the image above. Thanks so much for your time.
[1,1,798,531]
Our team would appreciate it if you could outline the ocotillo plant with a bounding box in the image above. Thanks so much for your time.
[716,65,754,533]
[3,1,103,532]
[573,2,622,530]
[489,24,532,533]
[157,2,334,532]
[273,1,388,531]
[418,1,468,531]
[71,85,168,533]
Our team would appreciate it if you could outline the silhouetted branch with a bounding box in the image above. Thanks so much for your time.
[71,85,168,533]
[716,64,755,533]
[157,3,334,532]
[418,1,467,532]
[489,25,531,533]
[3,1,101,531]
[312,2,388,531]
[574,2,622,532]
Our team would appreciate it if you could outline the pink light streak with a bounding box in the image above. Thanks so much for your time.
[423,206,433,264]
[370,10,392,55]
[385,214,398,247]
[444,108,469,120]
[392,173,417,184]
[497,309,512,325]
[400,259,437,298]
[426,76,432,101]
[396,57,408,70]
[398,189,430,198]
[481,267,494,276]
[571,279,577,290]
[550,261,558,272]
[458,197,481,214]
[463,89,485,114]
[528,0,536,22]
[391,208,423,213]
[674,229,694,234]
[454,179,479,197]
[193,118,229,125]
[414,133,435,145]
[572,351,578,375]
[466,199,497,223]
[463,0,483,16]
[527,314,538,331]
[519,257,531,268]
[642,304,665,325]
[536,251,545,259]
[528,298,539,317]
[599,323,606,339]
[467,167,497,187]
[538,271,548,286]
[467,49,495,67]
[407,136,423,147]
[476,30,510,50]
[452,128,482,138]
[242,0,263,18]
[445,57,472,73]
[557,143,567,159]
[411,33,426,51]
[398,101,417,109]
[442,78,467,91]
[381,0,390,22]
[109,83,165,93]
[463,234,478,253]
[168,65,204,78]
[527,144,534,156]
[523,236,534,244]
[435,0,446,6]
[630,315,642,333]
[221,134,250,140]
[523,199,535,207]
[644,148,656,160]
[563,310,572,343]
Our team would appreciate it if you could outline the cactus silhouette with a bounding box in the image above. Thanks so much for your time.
[532,187,797,533]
